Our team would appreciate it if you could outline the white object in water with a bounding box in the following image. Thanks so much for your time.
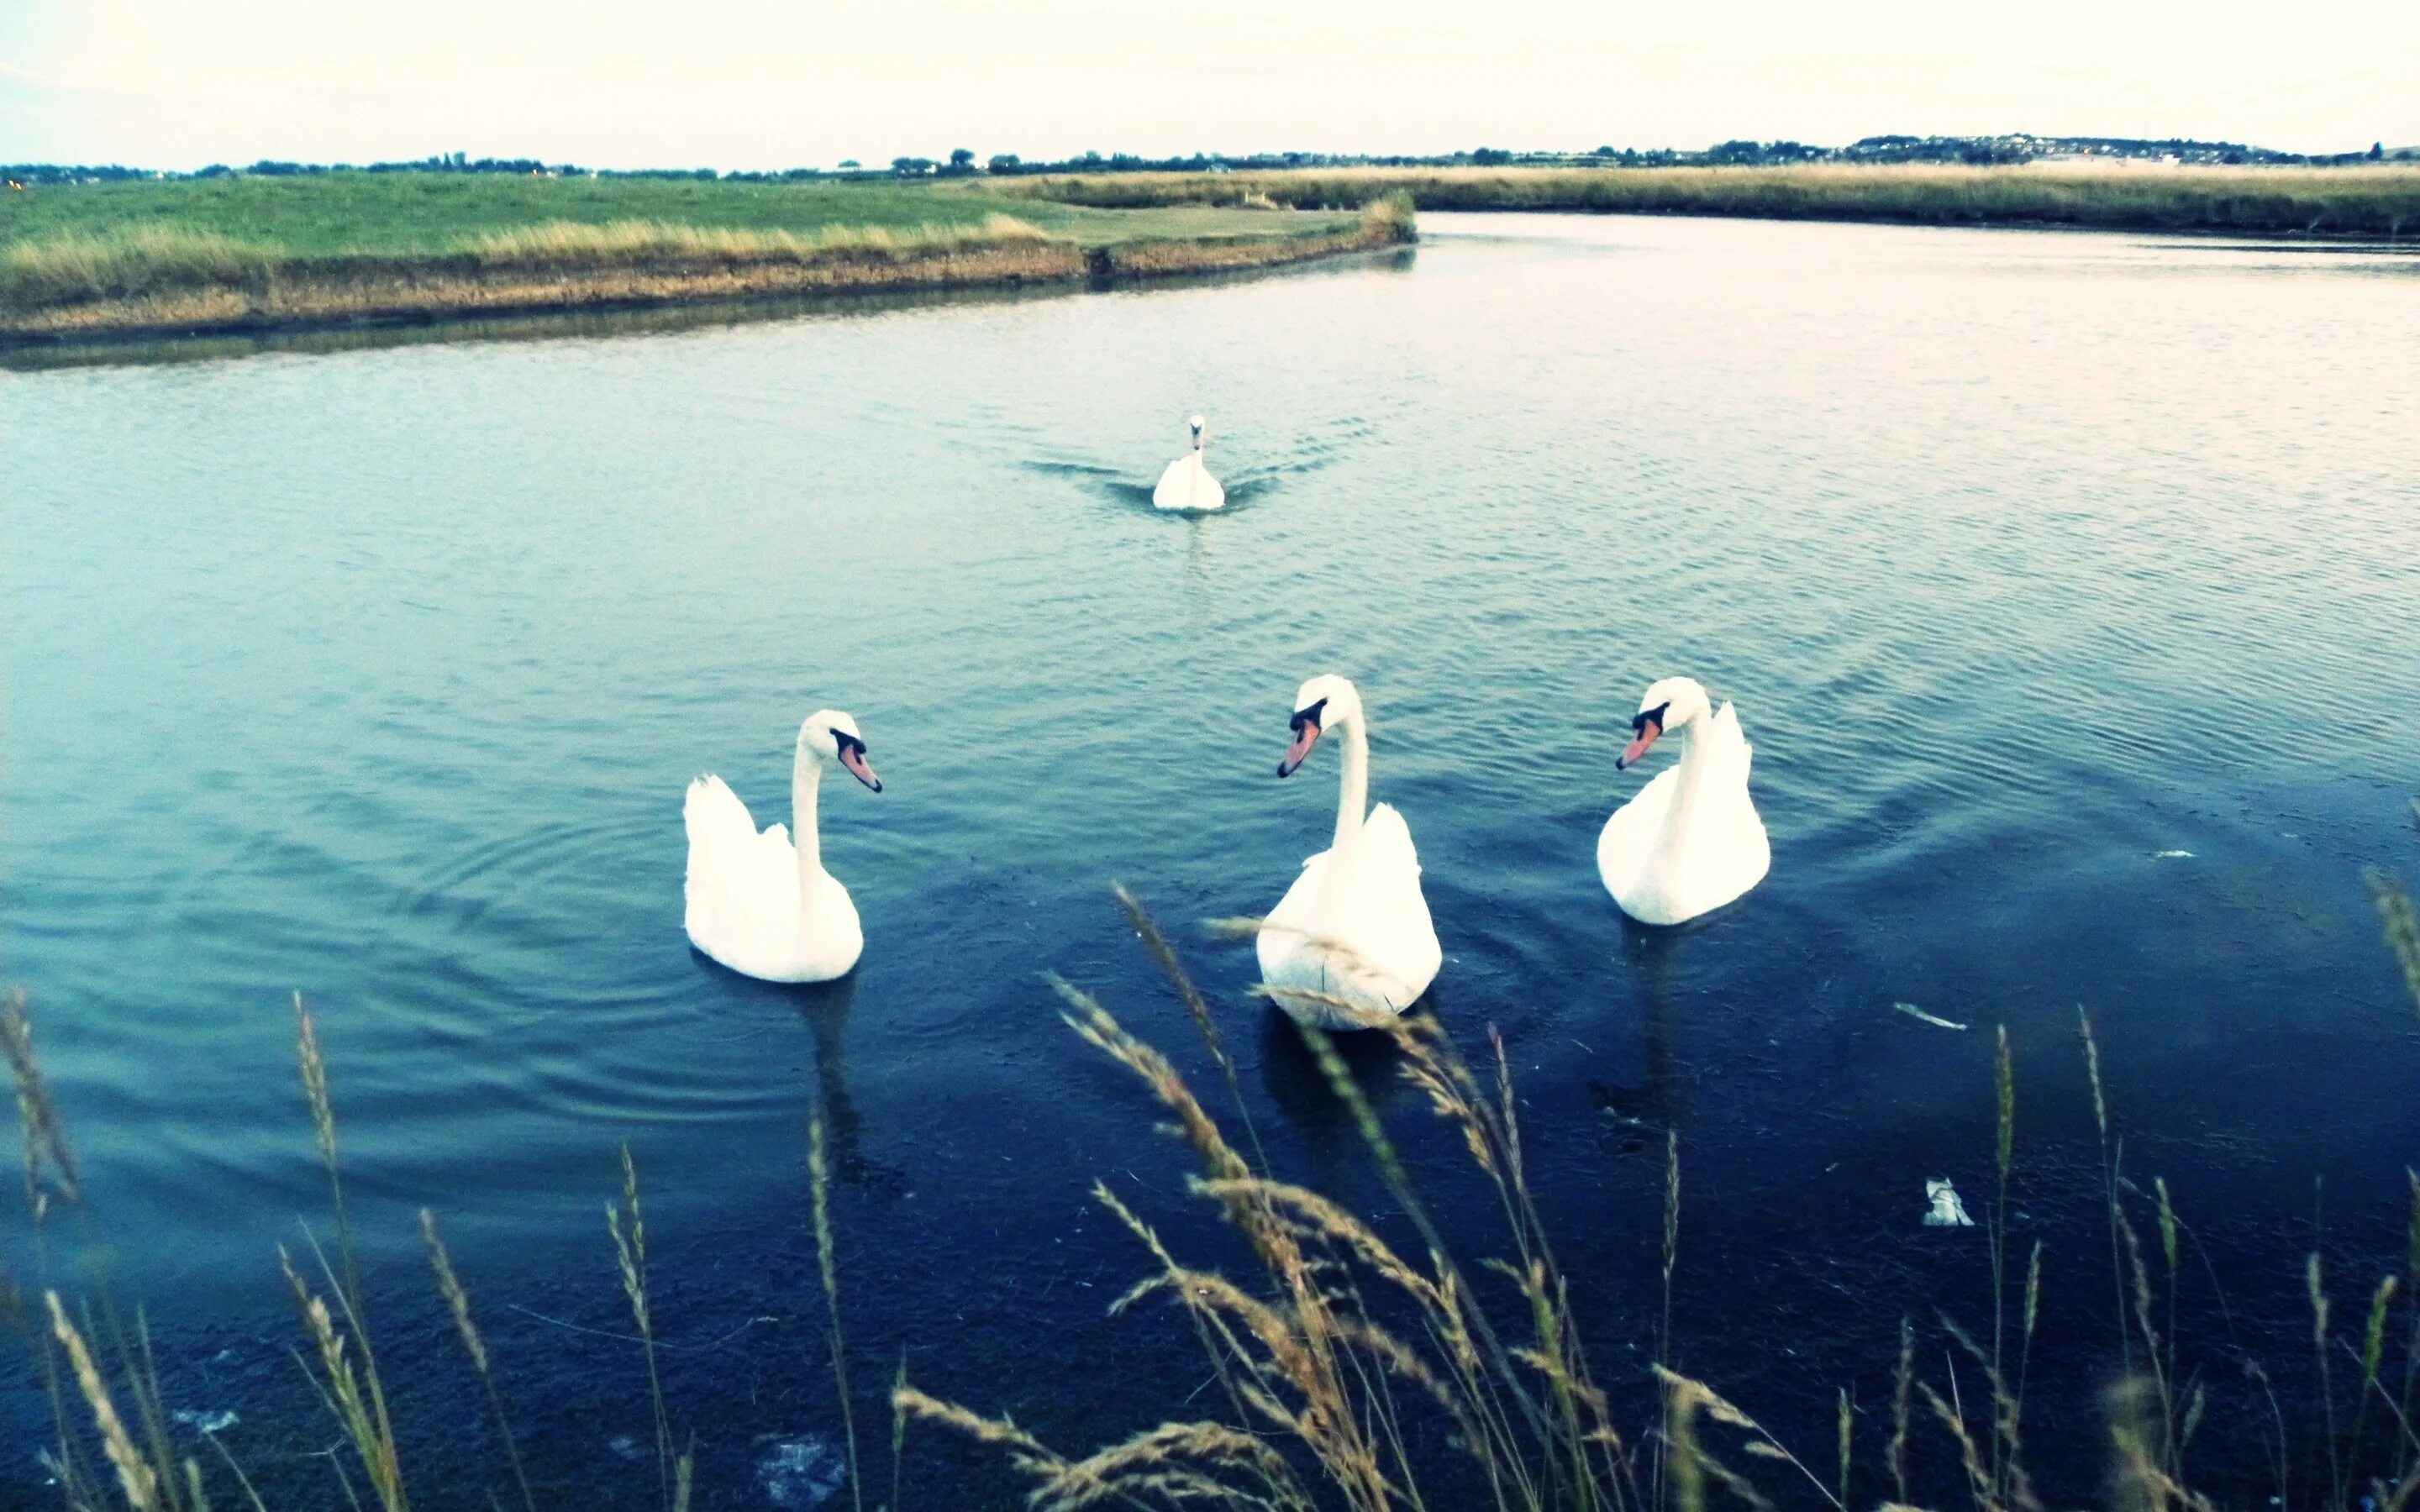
[1258,675,1443,1028]
[1892,1002,1969,1032]
[2154,849,2194,859]
[684,710,883,982]
[756,1435,850,1509]
[1924,1178,1975,1227]
[1598,677,1771,926]
[1152,414,1226,511]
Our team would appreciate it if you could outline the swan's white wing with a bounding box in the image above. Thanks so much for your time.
[1151,454,1224,511]
[1336,804,1442,1000]
[1707,702,1754,785]
[683,776,801,974]
[1259,806,1440,1019]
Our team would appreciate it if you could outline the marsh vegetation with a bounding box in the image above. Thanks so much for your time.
[995,163,2420,238]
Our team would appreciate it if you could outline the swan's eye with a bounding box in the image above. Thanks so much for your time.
[832,729,865,756]
[1630,703,1668,734]
[1289,697,1328,732]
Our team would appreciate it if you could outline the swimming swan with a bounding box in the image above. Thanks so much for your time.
[1257,675,1442,1027]
[684,710,883,982]
[1597,677,1770,927]
[1152,414,1225,512]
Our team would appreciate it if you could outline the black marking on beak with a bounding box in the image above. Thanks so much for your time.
[832,728,882,792]
[1615,703,1668,772]
[1278,697,1328,777]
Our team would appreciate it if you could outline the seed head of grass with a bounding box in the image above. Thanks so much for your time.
[47,1293,160,1512]
[2365,870,2420,1016]
[418,1210,487,1376]
[3,990,80,1210]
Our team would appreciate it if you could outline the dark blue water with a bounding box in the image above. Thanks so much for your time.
[5,213,2419,1506]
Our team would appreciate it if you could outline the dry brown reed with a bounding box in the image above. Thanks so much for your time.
[2368,872,2420,1016]
[4,987,82,1209]
[459,213,1054,269]
[607,1143,683,1510]
[279,1239,408,1510]
[1991,1026,2015,1501]
[48,1291,162,1511]
[2081,1007,2133,1373]
[420,1208,537,1512]
[291,997,408,1510]
[1836,1388,1852,1510]
[808,1115,865,1512]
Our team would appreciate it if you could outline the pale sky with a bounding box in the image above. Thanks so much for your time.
[3,0,2412,171]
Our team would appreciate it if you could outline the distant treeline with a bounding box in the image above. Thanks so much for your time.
[8,134,2410,189]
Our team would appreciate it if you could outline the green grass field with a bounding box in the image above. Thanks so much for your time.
[0,172,1385,328]
[0,171,1360,260]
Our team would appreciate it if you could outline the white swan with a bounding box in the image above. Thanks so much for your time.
[1152,414,1225,512]
[1257,675,1442,1028]
[1597,677,1770,927]
[684,710,883,982]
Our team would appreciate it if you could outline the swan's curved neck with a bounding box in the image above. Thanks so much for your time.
[1652,717,1711,863]
[1331,711,1369,852]
[792,747,827,894]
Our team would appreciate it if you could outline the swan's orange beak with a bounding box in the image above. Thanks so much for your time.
[838,744,882,792]
[1277,716,1322,778]
[1616,715,1661,772]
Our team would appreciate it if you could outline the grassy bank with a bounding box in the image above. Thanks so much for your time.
[992,162,2420,237]
[0,175,1412,343]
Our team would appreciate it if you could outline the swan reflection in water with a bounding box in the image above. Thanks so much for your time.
[1587,921,1685,1154]
[687,954,907,1196]
[793,974,909,1195]
[1257,992,1428,1184]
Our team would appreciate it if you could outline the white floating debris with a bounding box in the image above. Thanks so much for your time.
[171,1409,239,1436]
[2153,849,2194,859]
[1924,1178,1975,1228]
[608,1434,647,1463]
[1891,1002,1969,1032]
[758,1435,850,1509]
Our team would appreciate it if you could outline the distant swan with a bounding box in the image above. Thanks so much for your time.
[1152,414,1225,512]
[684,710,883,982]
[1597,677,1770,927]
[1257,675,1442,1027]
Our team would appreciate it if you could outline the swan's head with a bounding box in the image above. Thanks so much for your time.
[1276,674,1362,778]
[1616,677,1712,771]
[1188,414,1207,448]
[800,709,882,792]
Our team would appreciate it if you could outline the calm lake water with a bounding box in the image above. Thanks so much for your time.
[6,213,2419,1506]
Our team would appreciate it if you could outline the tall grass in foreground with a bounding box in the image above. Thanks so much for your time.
[5,864,2420,1508]
[898,878,2420,1510]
